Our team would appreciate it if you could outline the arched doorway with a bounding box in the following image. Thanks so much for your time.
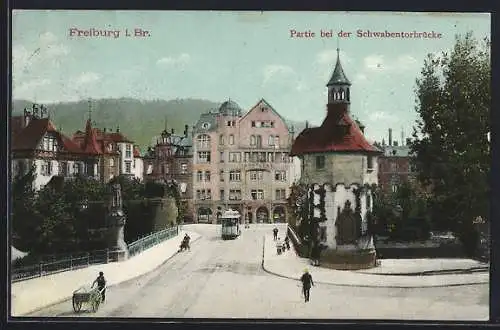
[272,206,286,223]
[197,207,213,223]
[256,206,269,223]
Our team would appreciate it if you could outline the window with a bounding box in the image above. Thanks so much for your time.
[197,171,203,182]
[197,134,211,148]
[257,190,264,200]
[392,185,398,193]
[219,134,225,145]
[316,155,325,169]
[220,189,225,201]
[181,163,188,174]
[275,189,286,200]
[320,227,327,242]
[74,162,81,175]
[244,152,250,162]
[220,151,224,163]
[251,121,256,127]
[256,135,262,148]
[275,136,280,148]
[267,153,274,162]
[126,145,132,158]
[196,189,212,200]
[270,121,275,128]
[251,189,258,200]
[229,170,241,181]
[250,135,256,146]
[205,171,211,181]
[229,152,241,162]
[41,160,52,176]
[125,161,132,173]
[227,121,231,127]
[220,170,224,182]
[258,152,266,162]
[133,159,136,168]
[229,189,242,201]
[59,161,67,176]
[268,135,275,146]
[367,156,374,171]
[197,151,211,163]
[164,164,170,174]
[110,158,114,166]
[229,134,235,145]
[275,170,287,181]
[250,171,263,181]
[366,194,372,210]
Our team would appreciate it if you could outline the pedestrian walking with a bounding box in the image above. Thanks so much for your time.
[311,244,321,266]
[92,271,107,302]
[276,238,283,255]
[273,227,279,240]
[300,268,314,302]
[284,236,290,250]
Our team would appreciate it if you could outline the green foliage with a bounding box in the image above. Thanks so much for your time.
[410,32,490,254]
[286,182,311,244]
[11,166,38,251]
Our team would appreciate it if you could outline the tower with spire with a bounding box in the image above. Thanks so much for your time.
[290,48,382,270]
[327,48,351,105]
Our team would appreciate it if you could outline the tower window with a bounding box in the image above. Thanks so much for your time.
[316,155,326,169]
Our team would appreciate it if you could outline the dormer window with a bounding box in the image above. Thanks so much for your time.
[367,155,374,172]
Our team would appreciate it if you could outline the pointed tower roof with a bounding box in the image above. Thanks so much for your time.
[83,119,102,155]
[326,48,351,86]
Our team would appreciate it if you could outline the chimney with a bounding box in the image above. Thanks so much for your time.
[23,108,31,127]
[388,128,392,146]
[305,121,309,129]
[116,125,120,133]
[171,128,175,134]
[103,128,107,133]
[184,124,188,137]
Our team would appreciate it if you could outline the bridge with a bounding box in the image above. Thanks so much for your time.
[11,224,489,320]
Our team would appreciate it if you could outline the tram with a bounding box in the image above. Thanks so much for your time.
[220,209,241,240]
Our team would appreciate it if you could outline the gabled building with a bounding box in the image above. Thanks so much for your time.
[191,98,297,224]
[73,122,143,182]
[11,106,98,190]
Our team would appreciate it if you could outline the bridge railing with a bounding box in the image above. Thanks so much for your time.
[127,226,179,258]
[11,249,110,283]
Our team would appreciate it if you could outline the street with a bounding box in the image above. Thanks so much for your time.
[27,225,489,320]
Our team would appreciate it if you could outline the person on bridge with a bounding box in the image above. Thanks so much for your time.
[300,268,314,302]
[92,271,107,302]
[284,236,290,250]
[273,227,279,240]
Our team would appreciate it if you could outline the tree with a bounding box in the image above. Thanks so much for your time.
[286,182,310,241]
[410,32,490,254]
[11,165,38,251]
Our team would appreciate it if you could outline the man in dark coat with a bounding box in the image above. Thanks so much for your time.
[92,271,107,302]
[273,227,279,240]
[300,268,314,302]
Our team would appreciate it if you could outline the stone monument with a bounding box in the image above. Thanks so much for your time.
[106,183,129,261]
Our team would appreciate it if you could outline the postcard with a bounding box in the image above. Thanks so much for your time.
[10,10,490,321]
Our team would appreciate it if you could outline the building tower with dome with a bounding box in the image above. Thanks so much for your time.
[290,49,382,269]
[191,99,300,224]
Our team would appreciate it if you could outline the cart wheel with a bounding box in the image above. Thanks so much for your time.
[92,298,100,313]
[72,297,82,313]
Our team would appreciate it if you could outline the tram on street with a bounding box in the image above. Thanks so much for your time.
[220,209,241,240]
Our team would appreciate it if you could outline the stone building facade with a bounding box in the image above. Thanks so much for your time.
[143,125,194,221]
[377,129,416,194]
[191,99,297,223]
[290,49,382,269]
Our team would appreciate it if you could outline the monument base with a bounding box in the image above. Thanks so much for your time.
[320,248,378,270]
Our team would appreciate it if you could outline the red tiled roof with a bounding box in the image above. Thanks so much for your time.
[11,118,84,154]
[11,116,25,137]
[106,131,133,143]
[290,103,382,156]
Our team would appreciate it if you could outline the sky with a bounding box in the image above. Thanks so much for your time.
[11,10,490,143]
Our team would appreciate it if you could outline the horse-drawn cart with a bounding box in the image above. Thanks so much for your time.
[72,286,105,313]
